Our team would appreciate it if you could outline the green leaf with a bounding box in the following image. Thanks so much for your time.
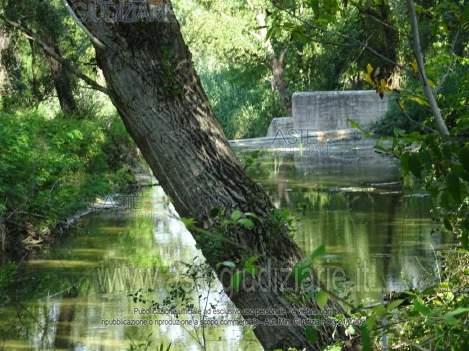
[444,307,469,319]
[305,325,318,343]
[348,118,362,130]
[244,212,259,219]
[371,304,387,318]
[244,256,259,275]
[181,217,196,229]
[387,299,404,311]
[315,291,329,309]
[360,324,371,351]
[244,255,259,269]
[309,244,326,261]
[409,95,430,107]
[365,315,377,331]
[231,271,242,292]
[413,299,431,316]
[347,118,372,137]
[230,210,242,222]
[239,218,255,229]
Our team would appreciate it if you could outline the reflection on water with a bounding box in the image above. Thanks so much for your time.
[0,188,261,351]
[0,150,451,350]
[243,151,452,304]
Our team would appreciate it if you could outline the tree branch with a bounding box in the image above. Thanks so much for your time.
[435,30,460,94]
[62,0,106,49]
[0,16,109,95]
[406,0,449,136]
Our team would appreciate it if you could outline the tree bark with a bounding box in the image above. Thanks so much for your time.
[43,31,77,114]
[65,1,343,349]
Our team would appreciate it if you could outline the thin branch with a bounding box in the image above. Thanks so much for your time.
[63,0,105,49]
[435,30,460,94]
[0,16,108,95]
[406,0,449,136]
[361,12,399,32]
[397,97,437,133]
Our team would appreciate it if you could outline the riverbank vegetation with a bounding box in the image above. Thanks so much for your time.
[0,0,142,257]
[0,109,138,257]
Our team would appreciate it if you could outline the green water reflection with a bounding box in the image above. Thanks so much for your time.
[0,151,451,350]
[243,151,452,304]
[0,188,261,350]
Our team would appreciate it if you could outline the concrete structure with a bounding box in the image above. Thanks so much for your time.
[292,90,389,131]
[231,90,397,184]
[266,117,293,137]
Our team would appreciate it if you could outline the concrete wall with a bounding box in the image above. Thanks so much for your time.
[266,117,293,137]
[292,91,389,131]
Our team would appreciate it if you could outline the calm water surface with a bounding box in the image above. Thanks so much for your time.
[0,151,452,350]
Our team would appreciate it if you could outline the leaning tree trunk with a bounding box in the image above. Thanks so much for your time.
[43,31,77,114]
[66,1,343,349]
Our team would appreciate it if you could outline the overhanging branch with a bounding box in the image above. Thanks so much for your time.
[0,16,109,95]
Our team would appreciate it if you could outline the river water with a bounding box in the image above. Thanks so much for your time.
[0,150,452,350]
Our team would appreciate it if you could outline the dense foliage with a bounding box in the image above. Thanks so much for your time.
[0,109,137,253]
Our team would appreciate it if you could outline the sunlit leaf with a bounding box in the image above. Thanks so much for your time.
[231,271,242,292]
[315,291,329,309]
[239,218,255,229]
[230,210,243,222]
[409,95,430,107]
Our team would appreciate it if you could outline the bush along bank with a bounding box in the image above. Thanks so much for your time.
[0,110,142,260]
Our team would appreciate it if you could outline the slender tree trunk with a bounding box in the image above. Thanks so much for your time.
[66,1,343,349]
[407,0,449,137]
[43,31,77,114]
[0,28,12,95]
[271,48,291,115]
[255,12,292,115]
[0,27,20,97]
